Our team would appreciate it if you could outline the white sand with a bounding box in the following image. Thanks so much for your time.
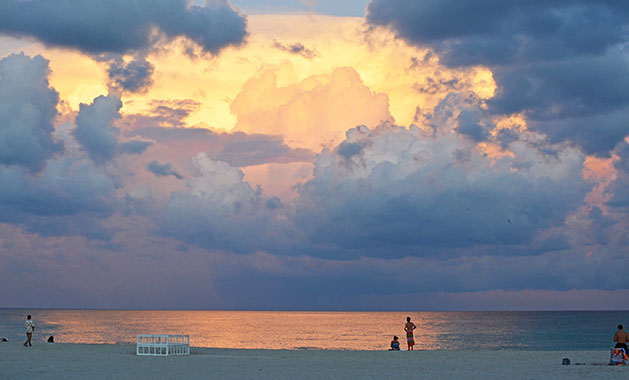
[0,342,624,379]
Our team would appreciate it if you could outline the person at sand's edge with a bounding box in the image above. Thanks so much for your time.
[24,315,35,347]
[404,317,416,350]
[614,324,628,353]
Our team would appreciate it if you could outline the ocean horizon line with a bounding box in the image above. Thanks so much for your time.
[2,307,629,312]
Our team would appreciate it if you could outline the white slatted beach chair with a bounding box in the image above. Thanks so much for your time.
[136,334,190,356]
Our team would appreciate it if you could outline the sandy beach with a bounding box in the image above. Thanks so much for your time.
[0,342,625,380]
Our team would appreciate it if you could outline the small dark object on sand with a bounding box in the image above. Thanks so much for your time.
[562,358,571,365]
[47,336,54,343]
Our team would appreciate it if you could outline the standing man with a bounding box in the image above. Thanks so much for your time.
[404,316,417,350]
[614,324,628,353]
[24,315,35,347]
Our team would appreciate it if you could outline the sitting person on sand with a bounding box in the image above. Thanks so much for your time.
[614,324,628,353]
[390,336,400,350]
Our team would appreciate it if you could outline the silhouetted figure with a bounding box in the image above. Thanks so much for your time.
[47,336,54,343]
[614,324,628,353]
[390,335,400,350]
[1,337,7,342]
[24,315,35,347]
[404,316,417,350]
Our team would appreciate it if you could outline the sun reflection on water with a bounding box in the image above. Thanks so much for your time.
[0,309,618,351]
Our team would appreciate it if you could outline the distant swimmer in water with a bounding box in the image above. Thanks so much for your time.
[404,317,416,350]
[614,324,628,353]
[390,336,400,350]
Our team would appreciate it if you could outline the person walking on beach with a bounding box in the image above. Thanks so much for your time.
[24,315,35,347]
[614,324,628,353]
[404,316,416,350]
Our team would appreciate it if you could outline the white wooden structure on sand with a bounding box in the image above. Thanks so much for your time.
[136,334,190,356]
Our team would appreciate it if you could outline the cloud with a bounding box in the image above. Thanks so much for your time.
[0,156,117,239]
[215,132,314,167]
[73,95,122,163]
[147,161,183,180]
[104,55,155,93]
[128,124,315,168]
[161,152,294,253]
[0,0,248,55]
[123,99,201,129]
[231,0,367,17]
[454,109,490,142]
[607,141,629,208]
[367,1,627,66]
[231,64,393,149]
[293,122,590,258]
[73,95,152,163]
[272,40,318,59]
[366,0,629,155]
[0,53,63,171]
[155,98,590,260]
[119,140,154,155]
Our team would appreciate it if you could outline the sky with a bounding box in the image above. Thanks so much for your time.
[0,0,628,311]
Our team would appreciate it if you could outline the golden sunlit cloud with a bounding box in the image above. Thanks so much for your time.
[5,15,496,156]
[583,155,618,210]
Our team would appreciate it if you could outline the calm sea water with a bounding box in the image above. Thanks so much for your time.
[0,309,627,351]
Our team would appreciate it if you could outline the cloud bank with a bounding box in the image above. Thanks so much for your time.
[366,0,629,155]
[0,0,248,55]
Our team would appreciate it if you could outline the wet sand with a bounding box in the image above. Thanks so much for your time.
[0,342,624,380]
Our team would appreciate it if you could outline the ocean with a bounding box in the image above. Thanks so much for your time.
[0,309,627,351]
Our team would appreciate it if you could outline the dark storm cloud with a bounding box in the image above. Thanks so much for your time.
[366,0,628,66]
[205,250,629,309]
[454,110,490,142]
[366,0,629,155]
[147,160,183,179]
[488,54,629,120]
[105,56,155,93]
[527,108,629,156]
[73,95,151,163]
[0,158,117,239]
[231,0,367,17]
[272,40,317,59]
[0,53,63,172]
[291,122,589,258]
[0,0,248,55]
[73,95,122,163]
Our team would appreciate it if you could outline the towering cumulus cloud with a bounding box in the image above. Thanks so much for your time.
[294,122,589,258]
[0,53,63,172]
[366,0,629,155]
[73,95,152,164]
[0,53,117,240]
